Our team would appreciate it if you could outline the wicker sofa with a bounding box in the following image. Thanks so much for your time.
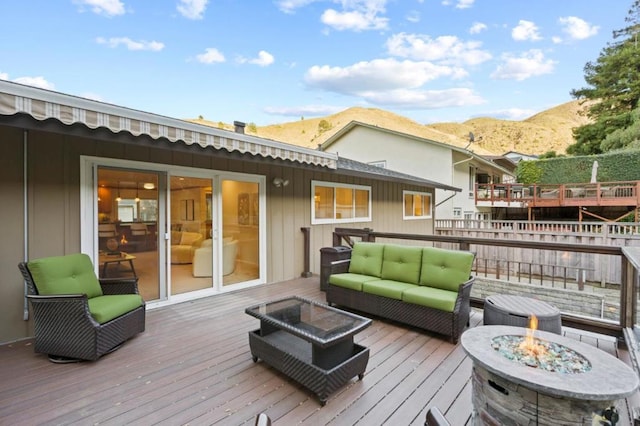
[325,242,475,343]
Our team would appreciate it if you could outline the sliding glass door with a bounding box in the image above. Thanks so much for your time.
[86,158,264,304]
[96,167,161,301]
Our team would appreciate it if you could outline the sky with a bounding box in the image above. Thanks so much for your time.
[0,0,633,126]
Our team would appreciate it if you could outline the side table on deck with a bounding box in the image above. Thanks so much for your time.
[483,294,562,334]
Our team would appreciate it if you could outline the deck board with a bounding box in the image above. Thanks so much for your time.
[1,276,638,425]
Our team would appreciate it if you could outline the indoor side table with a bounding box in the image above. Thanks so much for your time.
[245,296,371,405]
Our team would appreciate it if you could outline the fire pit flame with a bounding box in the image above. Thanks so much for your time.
[492,314,592,374]
[519,314,544,356]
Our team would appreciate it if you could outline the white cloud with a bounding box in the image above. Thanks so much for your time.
[442,0,475,9]
[73,0,125,17]
[196,48,225,64]
[275,0,319,14]
[491,49,556,81]
[558,16,599,41]
[238,51,275,66]
[469,22,487,34]
[487,108,536,120]
[13,76,56,90]
[177,0,208,20]
[406,10,420,23]
[305,58,467,94]
[263,104,345,117]
[321,8,388,31]
[551,36,562,44]
[454,0,474,9]
[512,20,542,41]
[0,72,8,80]
[96,37,164,51]
[361,87,484,109]
[386,33,492,66]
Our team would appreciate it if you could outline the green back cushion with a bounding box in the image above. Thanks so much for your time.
[419,247,474,291]
[380,244,423,284]
[27,253,103,298]
[348,242,385,277]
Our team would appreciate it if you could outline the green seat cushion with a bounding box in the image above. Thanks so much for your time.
[348,242,385,277]
[402,286,458,312]
[88,294,144,324]
[380,244,423,284]
[362,280,416,300]
[329,273,380,291]
[419,247,474,292]
[27,253,103,298]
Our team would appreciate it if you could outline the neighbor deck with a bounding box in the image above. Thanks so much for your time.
[1,276,638,425]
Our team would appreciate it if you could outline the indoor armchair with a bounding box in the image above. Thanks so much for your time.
[18,253,145,362]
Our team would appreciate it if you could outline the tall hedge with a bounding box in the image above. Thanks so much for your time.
[515,150,640,184]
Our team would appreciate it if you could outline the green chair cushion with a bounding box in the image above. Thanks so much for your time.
[362,280,416,300]
[329,273,380,291]
[27,253,103,298]
[88,294,144,324]
[348,242,385,277]
[402,286,458,312]
[419,247,474,292]
[380,244,423,284]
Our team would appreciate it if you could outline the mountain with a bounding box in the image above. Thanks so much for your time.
[189,100,591,156]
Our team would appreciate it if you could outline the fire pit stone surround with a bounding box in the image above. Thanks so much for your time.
[462,325,639,425]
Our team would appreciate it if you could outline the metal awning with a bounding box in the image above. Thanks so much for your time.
[0,80,337,169]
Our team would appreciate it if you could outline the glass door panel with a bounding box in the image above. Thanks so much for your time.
[97,168,160,301]
[170,176,213,295]
[221,179,260,286]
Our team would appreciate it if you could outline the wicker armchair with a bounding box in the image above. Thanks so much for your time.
[18,253,145,362]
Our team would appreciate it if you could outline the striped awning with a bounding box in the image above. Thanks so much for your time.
[0,80,337,169]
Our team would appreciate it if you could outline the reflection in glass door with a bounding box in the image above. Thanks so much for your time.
[170,176,213,295]
[221,179,260,286]
[97,168,160,301]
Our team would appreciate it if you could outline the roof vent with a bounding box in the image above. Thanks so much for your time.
[233,121,246,134]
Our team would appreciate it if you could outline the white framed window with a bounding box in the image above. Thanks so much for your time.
[312,181,371,224]
[453,207,462,218]
[368,160,387,168]
[403,190,432,220]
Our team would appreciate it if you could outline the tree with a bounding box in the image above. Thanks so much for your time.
[568,0,640,154]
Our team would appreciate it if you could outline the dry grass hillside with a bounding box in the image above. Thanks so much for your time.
[189,100,591,156]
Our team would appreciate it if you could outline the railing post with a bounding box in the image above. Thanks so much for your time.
[300,227,312,277]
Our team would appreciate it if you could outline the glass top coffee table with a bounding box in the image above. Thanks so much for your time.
[245,296,371,405]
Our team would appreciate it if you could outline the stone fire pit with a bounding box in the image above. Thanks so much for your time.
[461,325,639,425]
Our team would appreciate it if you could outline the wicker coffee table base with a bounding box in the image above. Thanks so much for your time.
[249,330,369,405]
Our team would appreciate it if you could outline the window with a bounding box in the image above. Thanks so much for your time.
[368,160,387,168]
[403,191,432,220]
[312,181,371,224]
[453,207,462,218]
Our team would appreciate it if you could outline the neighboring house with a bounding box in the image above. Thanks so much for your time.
[0,81,459,343]
[503,150,539,163]
[319,121,515,222]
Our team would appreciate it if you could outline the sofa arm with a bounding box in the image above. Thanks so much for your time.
[329,258,351,274]
[27,294,100,327]
[99,277,141,295]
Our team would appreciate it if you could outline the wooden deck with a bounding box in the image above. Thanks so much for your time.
[1,276,638,425]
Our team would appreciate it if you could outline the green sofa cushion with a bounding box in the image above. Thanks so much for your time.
[419,247,474,292]
[27,253,103,298]
[329,273,380,291]
[402,286,458,312]
[380,244,423,284]
[362,280,416,300]
[348,242,385,277]
[88,294,144,324]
